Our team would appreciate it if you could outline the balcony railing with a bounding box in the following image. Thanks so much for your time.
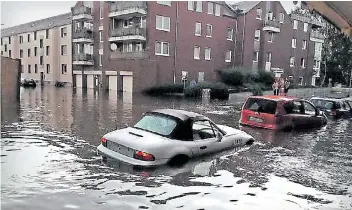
[72,6,92,16]
[264,19,280,29]
[310,31,324,40]
[110,27,146,38]
[291,14,326,28]
[110,1,147,13]
[110,51,148,59]
[73,28,93,40]
[73,54,94,62]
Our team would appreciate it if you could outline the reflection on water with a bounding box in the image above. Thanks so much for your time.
[1,87,352,210]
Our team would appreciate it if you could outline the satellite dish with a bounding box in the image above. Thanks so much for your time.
[110,43,117,51]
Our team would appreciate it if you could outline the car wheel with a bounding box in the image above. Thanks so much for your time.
[168,154,189,167]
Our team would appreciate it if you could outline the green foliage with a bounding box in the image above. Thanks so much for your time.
[184,82,229,100]
[142,83,184,95]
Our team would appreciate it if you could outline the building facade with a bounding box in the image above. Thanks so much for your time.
[0,13,73,86]
[71,1,239,93]
[233,1,325,86]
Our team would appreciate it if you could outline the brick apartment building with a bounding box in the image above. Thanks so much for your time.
[233,1,325,86]
[1,13,73,86]
[71,1,239,93]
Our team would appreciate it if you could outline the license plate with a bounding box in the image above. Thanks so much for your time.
[107,141,135,157]
[249,116,264,123]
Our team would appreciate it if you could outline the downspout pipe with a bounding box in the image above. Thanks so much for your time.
[241,13,246,66]
[173,1,179,84]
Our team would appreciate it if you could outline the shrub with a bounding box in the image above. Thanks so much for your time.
[184,82,229,99]
[220,69,244,86]
[257,71,275,86]
[143,83,184,95]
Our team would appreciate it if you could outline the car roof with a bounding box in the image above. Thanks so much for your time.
[248,95,297,102]
[311,97,344,102]
[148,109,206,121]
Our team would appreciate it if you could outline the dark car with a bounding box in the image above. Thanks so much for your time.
[21,79,37,87]
[239,95,328,131]
[310,97,352,119]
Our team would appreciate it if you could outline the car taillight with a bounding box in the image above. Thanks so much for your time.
[330,109,337,116]
[133,151,155,161]
[100,137,107,147]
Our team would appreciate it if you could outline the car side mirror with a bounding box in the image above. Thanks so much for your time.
[216,132,223,142]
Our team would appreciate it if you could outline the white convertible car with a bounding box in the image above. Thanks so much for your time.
[97,109,255,167]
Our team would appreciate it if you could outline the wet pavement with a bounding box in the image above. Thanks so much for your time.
[1,87,352,210]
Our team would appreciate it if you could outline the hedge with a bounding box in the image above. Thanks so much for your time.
[142,83,184,96]
[184,82,230,99]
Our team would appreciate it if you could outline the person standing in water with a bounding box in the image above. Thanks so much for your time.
[279,78,285,96]
[284,78,291,96]
[272,78,279,95]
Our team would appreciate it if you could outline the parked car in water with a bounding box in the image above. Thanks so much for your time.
[239,95,328,130]
[97,109,255,167]
[21,78,36,87]
[310,97,352,119]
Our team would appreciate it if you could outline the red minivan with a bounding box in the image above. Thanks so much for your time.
[239,95,328,130]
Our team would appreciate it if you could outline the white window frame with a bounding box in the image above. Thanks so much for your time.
[194,46,200,60]
[61,27,67,38]
[195,22,202,36]
[314,60,321,69]
[100,31,103,42]
[315,42,322,52]
[100,55,102,66]
[207,2,214,15]
[227,28,233,41]
[256,9,262,20]
[61,64,67,74]
[293,20,298,29]
[279,13,284,23]
[196,1,202,12]
[188,1,194,11]
[301,58,306,68]
[290,57,295,67]
[303,22,308,32]
[205,47,211,60]
[155,41,170,56]
[267,12,273,21]
[225,50,232,62]
[254,29,261,41]
[266,52,272,62]
[157,1,171,6]
[302,40,307,50]
[156,15,170,32]
[215,4,221,16]
[61,45,67,56]
[100,7,103,19]
[253,51,259,62]
[268,32,274,42]
[292,38,297,48]
[206,24,212,38]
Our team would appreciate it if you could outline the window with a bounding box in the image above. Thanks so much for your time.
[195,22,201,36]
[194,46,200,59]
[206,24,212,37]
[314,60,321,69]
[208,2,214,15]
[46,64,50,74]
[19,36,23,43]
[123,19,133,28]
[28,65,31,73]
[301,58,306,68]
[1,51,2,55]
[254,29,260,41]
[40,39,43,48]
[303,23,308,32]
[290,57,295,67]
[268,32,274,42]
[8,37,11,44]
[1,38,2,45]
[100,7,103,19]
[27,49,31,57]
[61,64,67,74]
[34,47,37,56]
[266,52,272,62]
[205,47,211,60]
[35,64,38,73]
[40,56,44,65]
[292,38,297,48]
[21,65,23,73]
[27,34,30,42]
[315,42,322,52]
[244,98,278,114]
[198,72,205,82]
[293,20,298,29]
[253,51,259,62]
[46,46,49,56]
[34,31,37,40]
[227,28,233,40]
[266,12,273,21]
[299,77,303,85]
[225,50,232,62]
[61,45,67,55]
[134,114,177,136]
[256,9,262,19]
[303,101,316,116]
[20,49,23,58]
[46,29,50,39]
[9,50,11,58]
[4,44,7,52]
[196,1,202,12]
[100,55,102,66]
[155,41,170,56]
[157,1,171,6]
[61,27,67,38]
[99,31,103,42]
[188,1,202,12]
[302,40,307,49]
[279,13,284,23]
[192,120,217,140]
[156,15,170,31]
[215,4,220,16]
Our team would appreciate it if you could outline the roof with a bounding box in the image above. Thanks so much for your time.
[310,97,347,102]
[1,13,72,38]
[230,1,260,14]
[248,95,297,102]
[148,109,205,121]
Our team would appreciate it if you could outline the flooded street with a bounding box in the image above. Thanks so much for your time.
[1,87,352,210]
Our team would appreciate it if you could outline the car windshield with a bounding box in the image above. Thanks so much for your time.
[134,114,177,136]
[311,99,334,110]
[244,98,277,114]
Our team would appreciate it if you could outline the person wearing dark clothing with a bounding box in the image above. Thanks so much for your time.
[284,78,291,96]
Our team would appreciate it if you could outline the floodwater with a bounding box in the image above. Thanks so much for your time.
[1,87,352,210]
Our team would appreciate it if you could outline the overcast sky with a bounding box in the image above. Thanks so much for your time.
[1,1,299,28]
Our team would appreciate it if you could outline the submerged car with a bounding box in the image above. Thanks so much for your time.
[239,95,328,130]
[310,97,352,119]
[97,109,255,167]
[21,78,36,87]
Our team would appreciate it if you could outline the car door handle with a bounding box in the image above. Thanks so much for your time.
[200,146,207,150]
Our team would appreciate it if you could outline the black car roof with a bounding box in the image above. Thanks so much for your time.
[311,97,344,102]
[148,109,206,121]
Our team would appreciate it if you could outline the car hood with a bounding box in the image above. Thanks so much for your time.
[103,127,168,150]
[217,124,251,137]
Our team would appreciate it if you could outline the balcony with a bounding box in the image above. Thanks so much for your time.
[73,28,93,43]
[313,68,320,77]
[109,2,147,18]
[291,14,326,28]
[110,51,148,59]
[73,54,94,65]
[109,27,146,42]
[310,31,325,42]
[72,6,93,20]
[263,20,280,33]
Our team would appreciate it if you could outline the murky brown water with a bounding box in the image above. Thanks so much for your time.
[1,87,352,210]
